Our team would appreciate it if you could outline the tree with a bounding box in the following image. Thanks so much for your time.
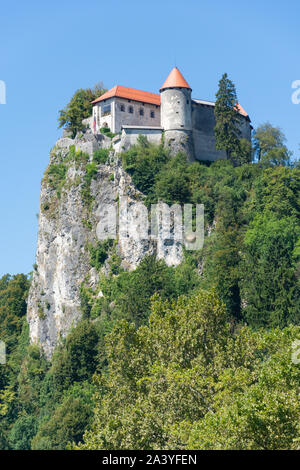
[0,274,30,354]
[203,225,242,320]
[240,212,300,328]
[100,256,182,326]
[51,320,99,393]
[154,153,191,205]
[253,123,292,167]
[58,83,106,138]
[176,326,300,450]
[214,73,242,163]
[78,290,230,450]
[8,415,37,450]
[252,166,300,219]
[31,396,92,450]
[232,137,253,165]
[121,139,169,198]
[78,290,300,450]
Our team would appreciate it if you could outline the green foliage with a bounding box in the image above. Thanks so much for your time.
[203,225,242,320]
[214,73,242,162]
[44,145,101,209]
[0,274,30,354]
[89,239,114,271]
[8,415,37,450]
[154,154,191,205]
[93,148,110,164]
[252,165,300,219]
[31,395,92,450]
[78,291,300,450]
[79,289,229,450]
[66,145,90,168]
[51,320,99,393]
[58,84,106,138]
[240,212,300,327]
[175,326,300,450]
[253,123,292,167]
[122,139,169,198]
[232,137,253,165]
[98,255,201,327]
[81,162,97,206]
[100,127,116,139]
[1,131,299,449]
[44,162,67,199]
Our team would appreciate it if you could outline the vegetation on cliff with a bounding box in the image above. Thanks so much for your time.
[0,120,299,449]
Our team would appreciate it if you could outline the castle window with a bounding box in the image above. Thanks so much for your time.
[139,108,144,116]
[128,106,134,114]
[150,111,155,118]
[186,100,189,104]
[120,104,125,112]
[102,104,111,116]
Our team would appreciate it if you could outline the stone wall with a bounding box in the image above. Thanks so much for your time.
[192,100,252,161]
[118,126,162,152]
[164,129,195,162]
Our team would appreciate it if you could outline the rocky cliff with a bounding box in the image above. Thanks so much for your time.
[27,130,183,358]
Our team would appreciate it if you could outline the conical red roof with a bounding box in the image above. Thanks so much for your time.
[160,67,191,91]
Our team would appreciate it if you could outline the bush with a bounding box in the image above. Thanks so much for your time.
[8,415,37,450]
[51,320,100,393]
[93,148,110,164]
[89,239,114,271]
[100,127,116,139]
[122,140,169,198]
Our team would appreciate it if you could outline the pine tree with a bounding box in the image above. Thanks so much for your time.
[214,73,242,163]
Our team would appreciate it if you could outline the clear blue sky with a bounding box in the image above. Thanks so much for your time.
[0,0,299,277]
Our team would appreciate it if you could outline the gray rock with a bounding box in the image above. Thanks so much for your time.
[27,136,184,359]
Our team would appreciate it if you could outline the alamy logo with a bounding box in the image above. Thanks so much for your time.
[0,341,6,365]
[291,80,300,104]
[96,198,204,250]
[291,340,300,365]
[0,81,6,104]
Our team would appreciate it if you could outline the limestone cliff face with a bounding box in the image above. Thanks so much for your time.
[27,131,183,358]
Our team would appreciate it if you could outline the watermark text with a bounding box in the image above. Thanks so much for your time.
[291,80,300,104]
[0,81,6,104]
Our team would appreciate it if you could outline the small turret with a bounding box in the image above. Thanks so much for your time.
[160,67,194,161]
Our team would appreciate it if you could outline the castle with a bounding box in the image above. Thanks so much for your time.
[90,67,252,162]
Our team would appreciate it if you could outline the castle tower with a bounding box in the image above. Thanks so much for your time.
[160,67,194,161]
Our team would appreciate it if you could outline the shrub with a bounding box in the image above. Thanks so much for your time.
[89,239,114,271]
[93,148,110,164]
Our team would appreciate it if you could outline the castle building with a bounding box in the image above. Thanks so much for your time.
[91,67,251,162]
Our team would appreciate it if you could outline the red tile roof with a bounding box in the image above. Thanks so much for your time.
[92,85,161,106]
[160,67,191,91]
[235,103,248,117]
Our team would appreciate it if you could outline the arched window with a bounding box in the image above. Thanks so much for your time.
[139,108,144,116]
[150,111,155,118]
[120,104,125,112]
[128,106,134,114]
